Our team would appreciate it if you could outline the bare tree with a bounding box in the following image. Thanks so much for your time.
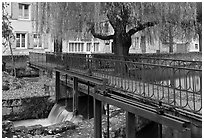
[2,2,16,77]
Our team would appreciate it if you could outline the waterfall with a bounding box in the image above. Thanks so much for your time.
[48,103,74,124]
[13,103,76,127]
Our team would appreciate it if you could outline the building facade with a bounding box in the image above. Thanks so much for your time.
[2,2,112,56]
[3,2,199,56]
[3,2,52,55]
[129,29,200,54]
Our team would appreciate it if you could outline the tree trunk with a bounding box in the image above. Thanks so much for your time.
[54,37,62,53]
[112,32,132,76]
[168,25,174,53]
[198,31,202,52]
[8,38,16,77]
[169,38,174,53]
[196,2,202,52]
[112,32,131,57]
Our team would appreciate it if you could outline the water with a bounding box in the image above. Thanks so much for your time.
[48,104,74,124]
[13,103,74,127]
[13,118,51,127]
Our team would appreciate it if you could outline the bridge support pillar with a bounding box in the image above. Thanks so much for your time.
[158,123,162,138]
[191,124,202,138]
[94,98,102,138]
[126,111,136,138]
[73,77,78,115]
[55,71,60,103]
[148,121,162,137]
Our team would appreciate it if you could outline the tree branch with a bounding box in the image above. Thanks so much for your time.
[107,12,117,29]
[127,21,158,36]
[90,24,114,40]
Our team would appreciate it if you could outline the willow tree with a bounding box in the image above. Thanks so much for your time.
[35,2,95,53]
[196,2,202,52]
[36,2,199,55]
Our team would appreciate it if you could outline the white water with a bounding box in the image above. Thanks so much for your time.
[13,104,74,127]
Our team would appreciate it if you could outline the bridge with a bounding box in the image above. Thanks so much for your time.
[28,52,202,138]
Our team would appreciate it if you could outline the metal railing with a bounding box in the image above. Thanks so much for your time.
[29,52,202,115]
[91,53,202,69]
[43,52,202,69]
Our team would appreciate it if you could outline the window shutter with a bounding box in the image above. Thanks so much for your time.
[11,33,16,48]
[31,3,35,21]
[11,2,19,20]
[11,40,16,49]
[28,33,33,49]
[44,35,48,49]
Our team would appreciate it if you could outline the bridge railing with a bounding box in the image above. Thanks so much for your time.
[44,52,202,69]
[91,53,202,69]
[29,52,202,115]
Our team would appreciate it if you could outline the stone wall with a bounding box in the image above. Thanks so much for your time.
[2,96,54,121]
[2,55,29,69]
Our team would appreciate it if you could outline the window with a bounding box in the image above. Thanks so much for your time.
[16,33,26,48]
[94,43,99,52]
[33,33,42,48]
[71,43,74,52]
[87,43,91,51]
[195,44,198,49]
[104,22,109,34]
[74,44,77,52]
[78,43,80,52]
[69,43,72,52]
[19,3,30,19]
[80,43,84,52]
[136,37,139,44]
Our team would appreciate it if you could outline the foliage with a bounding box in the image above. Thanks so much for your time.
[35,2,199,55]
[2,2,16,76]
[35,2,95,41]
[2,2,15,46]
[2,73,55,121]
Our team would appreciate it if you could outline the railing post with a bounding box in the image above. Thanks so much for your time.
[126,111,136,138]
[94,98,102,138]
[171,67,176,106]
[65,74,68,107]
[87,81,90,119]
[107,103,110,138]
[73,77,78,115]
[55,71,60,103]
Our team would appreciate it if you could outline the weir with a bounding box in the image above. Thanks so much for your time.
[13,94,94,128]
[14,103,76,127]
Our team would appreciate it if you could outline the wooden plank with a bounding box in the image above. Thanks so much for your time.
[94,98,102,138]
[126,111,136,138]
